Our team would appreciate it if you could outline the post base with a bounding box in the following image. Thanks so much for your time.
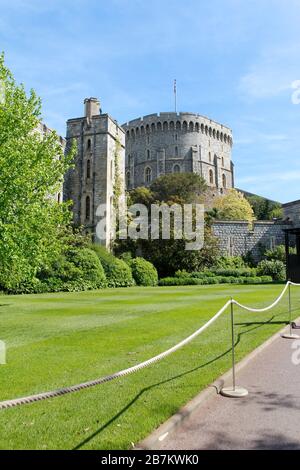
[281,333,300,339]
[220,386,248,398]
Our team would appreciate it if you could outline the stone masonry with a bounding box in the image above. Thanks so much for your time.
[122,112,234,193]
[212,220,290,262]
[63,98,125,248]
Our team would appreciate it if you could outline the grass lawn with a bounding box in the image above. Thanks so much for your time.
[0,283,299,450]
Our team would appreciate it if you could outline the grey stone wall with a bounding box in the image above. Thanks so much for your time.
[212,220,289,261]
[283,200,300,225]
[63,99,125,249]
[122,112,234,192]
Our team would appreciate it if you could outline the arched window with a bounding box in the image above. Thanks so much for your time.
[173,164,180,173]
[170,121,175,131]
[201,123,204,133]
[157,122,162,132]
[213,129,216,138]
[209,127,212,137]
[151,123,156,132]
[209,169,214,185]
[222,157,224,167]
[86,159,91,179]
[176,121,181,131]
[189,121,194,132]
[209,152,212,162]
[87,139,91,150]
[175,146,179,157]
[126,171,131,188]
[147,149,151,160]
[163,121,168,132]
[222,173,226,188]
[183,121,188,132]
[205,125,208,135]
[195,122,199,132]
[145,167,152,183]
[85,196,91,221]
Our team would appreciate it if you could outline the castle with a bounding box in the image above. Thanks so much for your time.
[63,98,291,259]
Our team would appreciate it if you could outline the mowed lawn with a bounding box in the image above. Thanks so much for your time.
[0,283,299,450]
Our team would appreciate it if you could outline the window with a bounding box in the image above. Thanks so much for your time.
[222,157,225,167]
[209,152,212,162]
[87,139,91,150]
[147,149,151,160]
[209,169,214,185]
[175,146,179,157]
[222,173,226,188]
[173,164,180,173]
[86,159,91,179]
[85,196,91,221]
[145,167,152,183]
[126,171,131,188]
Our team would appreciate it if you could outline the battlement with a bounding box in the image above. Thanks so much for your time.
[122,112,232,146]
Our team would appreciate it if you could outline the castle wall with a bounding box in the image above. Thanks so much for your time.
[212,220,289,261]
[122,112,234,192]
[283,200,300,225]
[63,99,125,248]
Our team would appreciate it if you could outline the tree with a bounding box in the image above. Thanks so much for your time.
[213,189,255,222]
[150,173,207,204]
[0,54,76,291]
[246,195,282,220]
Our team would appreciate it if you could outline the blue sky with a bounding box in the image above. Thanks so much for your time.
[1,0,300,202]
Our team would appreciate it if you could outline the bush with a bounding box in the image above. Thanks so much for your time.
[67,248,107,287]
[129,258,158,286]
[264,245,296,263]
[91,245,135,287]
[214,256,247,269]
[159,275,273,287]
[257,260,286,281]
[211,267,257,277]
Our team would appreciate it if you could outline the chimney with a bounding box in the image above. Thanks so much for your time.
[84,97,101,121]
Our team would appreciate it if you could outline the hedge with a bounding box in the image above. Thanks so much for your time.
[91,245,135,287]
[159,275,273,287]
[129,258,158,286]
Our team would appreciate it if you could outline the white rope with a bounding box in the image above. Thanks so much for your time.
[0,300,231,410]
[233,281,290,312]
[0,281,297,411]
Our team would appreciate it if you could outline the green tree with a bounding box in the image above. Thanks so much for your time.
[213,189,255,222]
[150,173,207,204]
[0,54,75,291]
[246,195,282,220]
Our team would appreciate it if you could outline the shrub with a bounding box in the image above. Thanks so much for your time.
[257,260,286,281]
[214,256,247,269]
[264,245,296,263]
[159,275,274,287]
[129,258,158,286]
[211,268,257,277]
[67,248,107,287]
[91,245,134,287]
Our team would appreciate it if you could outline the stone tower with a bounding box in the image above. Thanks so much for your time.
[63,98,125,248]
[122,112,234,193]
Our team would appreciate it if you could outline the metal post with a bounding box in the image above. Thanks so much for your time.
[230,298,236,391]
[221,298,248,398]
[282,282,299,339]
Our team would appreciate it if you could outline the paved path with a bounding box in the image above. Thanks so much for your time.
[159,332,300,450]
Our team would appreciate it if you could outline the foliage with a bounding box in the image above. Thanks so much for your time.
[159,275,273,286]
[0,54,76,292]
[246,195,283,221]
[135,226,219,277]
[257,259,286,281]
[213,255,248,269]
[128,187,154,208]
[129,257,158,286]
[213,189,255,222]
[91,244,134,287]
[150,172,207,204]
[264,244,295,263]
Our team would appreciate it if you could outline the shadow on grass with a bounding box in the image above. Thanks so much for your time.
[73,310,287,450]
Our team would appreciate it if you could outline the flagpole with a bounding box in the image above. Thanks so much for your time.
[174,79,177,113]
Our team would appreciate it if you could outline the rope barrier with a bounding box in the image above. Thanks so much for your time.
[0,281,298,411]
